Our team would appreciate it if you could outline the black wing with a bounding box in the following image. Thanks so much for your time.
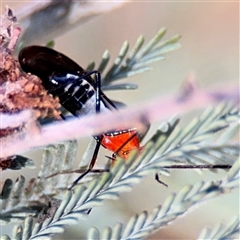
[18,46,94,88]
[19,46,118,115]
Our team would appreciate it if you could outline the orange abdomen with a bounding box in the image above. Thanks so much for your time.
[101,129,141,160]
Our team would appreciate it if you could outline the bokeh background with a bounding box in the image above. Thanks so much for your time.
[2,1,239,239]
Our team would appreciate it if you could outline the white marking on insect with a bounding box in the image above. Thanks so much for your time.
[72,86,80,96]
[76,94,109,116]
[51,79,59,85]
[64,83,73,92]
[66,73,79,79]
[81,80,95,92]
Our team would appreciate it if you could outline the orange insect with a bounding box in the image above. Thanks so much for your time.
[101,129,142,162]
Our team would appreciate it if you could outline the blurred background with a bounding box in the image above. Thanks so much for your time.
[2,1,239,239]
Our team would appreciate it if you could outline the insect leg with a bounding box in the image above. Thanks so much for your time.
[69,72,107,189]
[155,174,168,187]
[117,131,138,155]
[100,90,118,110]
[94,71,101,113]
[60,113,66,120]
[69,135,103,190]
[69,71,116,189]
[84,70,117,110]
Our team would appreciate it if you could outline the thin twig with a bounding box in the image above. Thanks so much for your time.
[15,1,129,46]
[0,81,238,158]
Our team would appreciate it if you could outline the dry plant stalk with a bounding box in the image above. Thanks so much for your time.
[16,1,129,45]
[0,7,60,162]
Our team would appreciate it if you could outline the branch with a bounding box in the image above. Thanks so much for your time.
[15,1,129,46]
[0,81,239,158]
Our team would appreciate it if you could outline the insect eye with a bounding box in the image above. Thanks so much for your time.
[123,150,129,156]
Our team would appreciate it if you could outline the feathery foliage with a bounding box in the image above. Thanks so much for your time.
[86,28,181,91]
[1,104,239,239]
[1,13,238,238]
[88,158,239,240]
[197,215,240,240]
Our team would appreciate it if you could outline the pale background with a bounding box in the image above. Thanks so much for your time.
[1,1,239,240]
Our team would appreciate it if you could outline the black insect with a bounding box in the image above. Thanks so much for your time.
[18,46,115,117]
[18,46,142,189]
